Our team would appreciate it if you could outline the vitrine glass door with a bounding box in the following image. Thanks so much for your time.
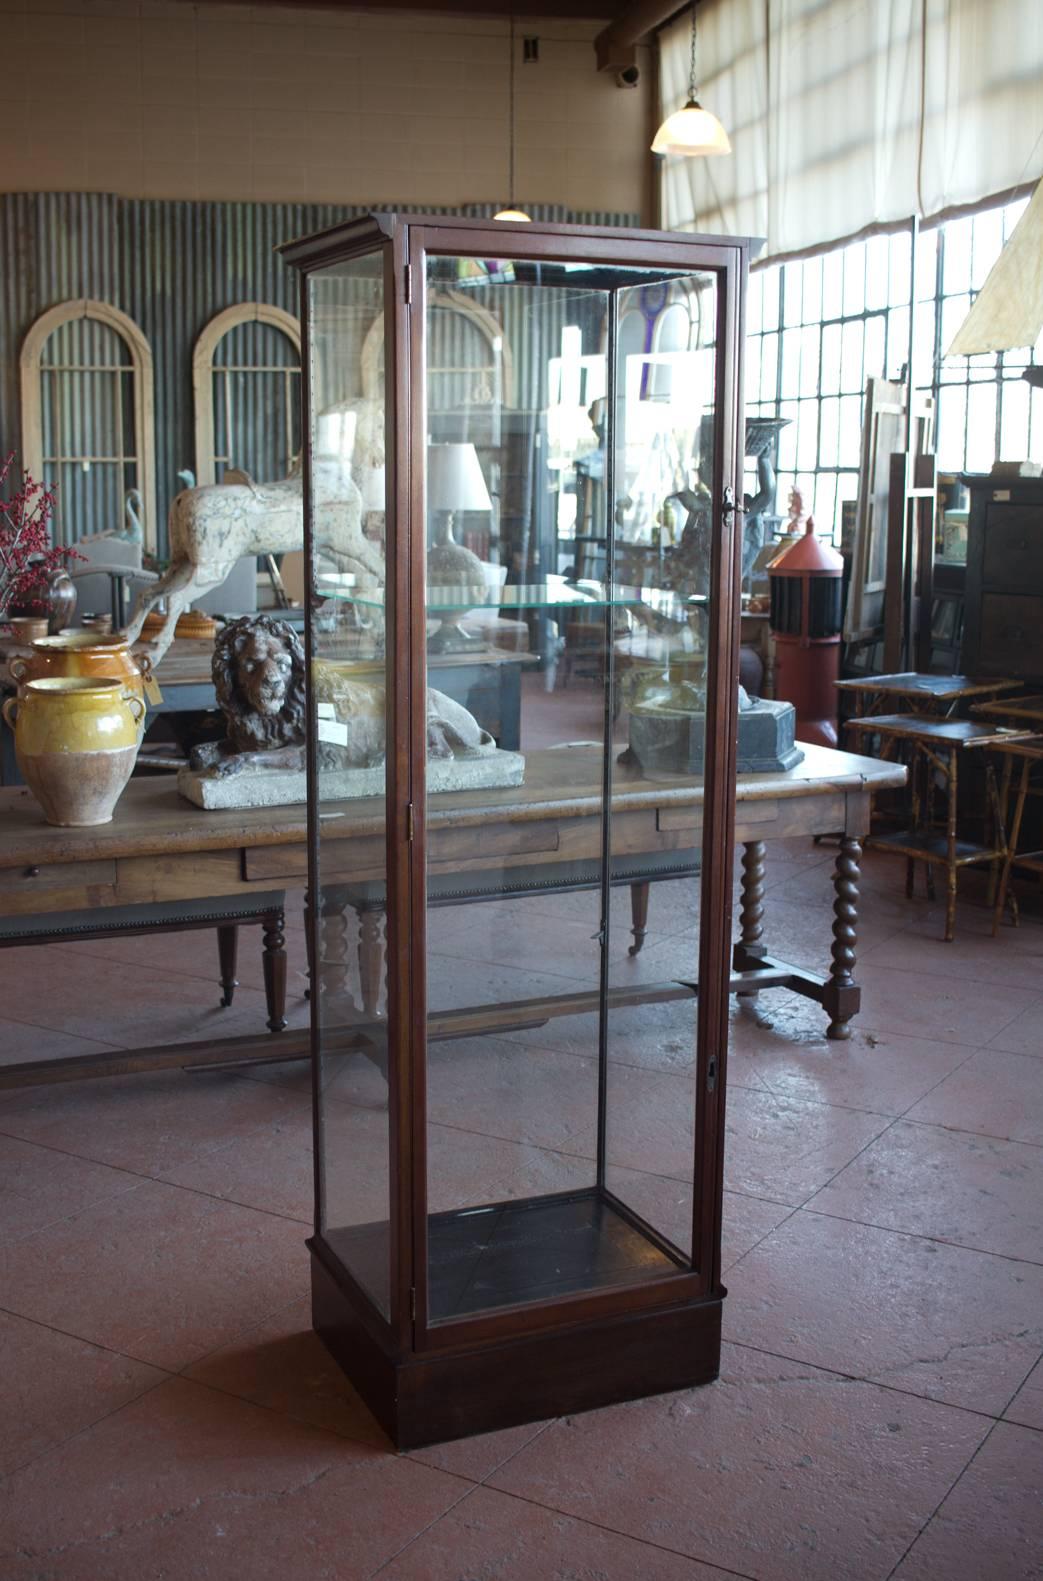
[305,246,397,1322]
[414,244,731,1338]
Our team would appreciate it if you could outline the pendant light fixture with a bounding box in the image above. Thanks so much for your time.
[651,0,731,157]
[494,14,531,222]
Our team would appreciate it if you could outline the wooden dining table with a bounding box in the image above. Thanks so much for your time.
[0,740,904,1087]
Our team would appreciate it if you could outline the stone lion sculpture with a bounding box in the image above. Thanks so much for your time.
[190,615,306,778]
[190,615,497,781]
[313,661,496,769]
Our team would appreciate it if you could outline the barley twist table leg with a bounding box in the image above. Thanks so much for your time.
[826,837,861,1040]
[736,840,767,997]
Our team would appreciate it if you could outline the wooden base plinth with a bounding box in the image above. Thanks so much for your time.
[310,1241,723,1450]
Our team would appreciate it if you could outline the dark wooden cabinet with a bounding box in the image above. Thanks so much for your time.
[961,474,1043,683]
[283,213,748,1449]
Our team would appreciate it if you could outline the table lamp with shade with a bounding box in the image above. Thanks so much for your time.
[427,442,493,651]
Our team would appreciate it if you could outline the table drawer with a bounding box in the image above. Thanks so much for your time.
[430,820,560,862]
[0,859,116,895]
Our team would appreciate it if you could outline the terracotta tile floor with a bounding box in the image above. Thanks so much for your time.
[1,845,1041,1580]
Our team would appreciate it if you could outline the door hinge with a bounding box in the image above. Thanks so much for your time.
[410,1286,417,1320]
[406,802,415,842]
[707,1054,718,1093]
[403,264,412,304]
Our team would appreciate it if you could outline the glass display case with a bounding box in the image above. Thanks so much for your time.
[282,213,749,1448]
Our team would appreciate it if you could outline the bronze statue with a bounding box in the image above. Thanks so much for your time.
[190,615,306,777]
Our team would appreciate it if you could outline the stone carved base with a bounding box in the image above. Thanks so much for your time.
[178,750,525,809]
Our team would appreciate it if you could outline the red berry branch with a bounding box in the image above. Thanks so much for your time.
[0,452,82,617]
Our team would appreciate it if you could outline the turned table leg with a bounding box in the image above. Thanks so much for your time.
[825,837,861,1040]
[319,896,362,1017]
[629,881,650,957]
[735,841,767,995]
[262,909,288,1033]
[944,747,958,943]
[216,924,239,1008]
[358,907,385,1017]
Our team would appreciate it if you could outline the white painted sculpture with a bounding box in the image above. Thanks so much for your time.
[125,401,386,661]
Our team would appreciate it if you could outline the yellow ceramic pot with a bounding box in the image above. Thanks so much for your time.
[9,633,152,715]
[2,677,144,826]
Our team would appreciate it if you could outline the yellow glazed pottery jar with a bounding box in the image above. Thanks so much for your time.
[9,633,153,720]
[2,677,144,826]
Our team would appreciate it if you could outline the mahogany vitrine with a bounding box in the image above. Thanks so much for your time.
[282,213,749,1448]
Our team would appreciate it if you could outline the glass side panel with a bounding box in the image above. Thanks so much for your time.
[307,251,392,1319]
[605,271,718,1269]
[421,257,718,1324]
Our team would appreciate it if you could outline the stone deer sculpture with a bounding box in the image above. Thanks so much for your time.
[125,401,385,662]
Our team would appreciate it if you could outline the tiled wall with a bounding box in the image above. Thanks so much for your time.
[0,0,654,219]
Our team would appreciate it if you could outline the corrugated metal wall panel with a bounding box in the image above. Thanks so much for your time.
[0,193,638,553]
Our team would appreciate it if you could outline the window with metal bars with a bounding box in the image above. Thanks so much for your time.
[744,196,1042,542]
[19,299,156,549]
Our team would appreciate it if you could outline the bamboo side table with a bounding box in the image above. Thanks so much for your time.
[983,735,1043,935]
[845,715,1034,941]
[836,671,1022,721]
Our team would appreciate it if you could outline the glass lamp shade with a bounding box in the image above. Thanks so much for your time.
[315,407,358,458]
[427,443,492,513]
[493,207,532,223]
[361,464,386,513]
[651,99,731,156]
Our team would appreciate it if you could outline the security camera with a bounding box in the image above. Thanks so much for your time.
[616,65,640,88]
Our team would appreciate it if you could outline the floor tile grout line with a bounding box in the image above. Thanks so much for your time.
[0,1366,175,1484]
[0,991,286,1051]
[26,934,311,994]
[0,1127,317,1241]
[763,1112,901,1217]
[0,1301,180,1376]
[994,1348,1043,1423]
[800,1204,1043,1268]
[0,1178,149,1250]
[886,1040,989,1125]
[0,1111,314,1209]
[365,1481,488,1579]
[453,1476,763,1581]
[882,1417,1002,1581]
[170,1294,311,1380]
[173,1367,397,1459]
[722,1337,1036,1425]
[897,1114,1043,1150]
[720,1202,802,1276]
[838,959,1043,1021]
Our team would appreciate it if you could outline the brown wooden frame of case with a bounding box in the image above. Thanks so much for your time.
[283,212,749,1449]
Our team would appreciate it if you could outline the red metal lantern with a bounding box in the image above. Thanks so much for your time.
[769,516,844,748]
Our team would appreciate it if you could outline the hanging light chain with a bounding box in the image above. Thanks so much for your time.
[508,12,516,205]
[688,0,699,101]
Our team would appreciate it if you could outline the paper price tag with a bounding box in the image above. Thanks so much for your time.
[143,673,163,707]
[317,719,349,746]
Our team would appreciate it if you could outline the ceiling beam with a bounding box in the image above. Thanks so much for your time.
[178,1,632,19]
[594,0,691,74]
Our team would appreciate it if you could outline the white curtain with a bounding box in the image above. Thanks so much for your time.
[660,0,1043,261]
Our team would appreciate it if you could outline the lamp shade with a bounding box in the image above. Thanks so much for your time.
[651,99,731,157]
[361,465,386,512]
[315,407,358,458]
[493,207,532,223]
[428,443,492,513]
[946,177,1043,356]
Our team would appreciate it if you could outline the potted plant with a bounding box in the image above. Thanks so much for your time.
[0,452,80,635]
